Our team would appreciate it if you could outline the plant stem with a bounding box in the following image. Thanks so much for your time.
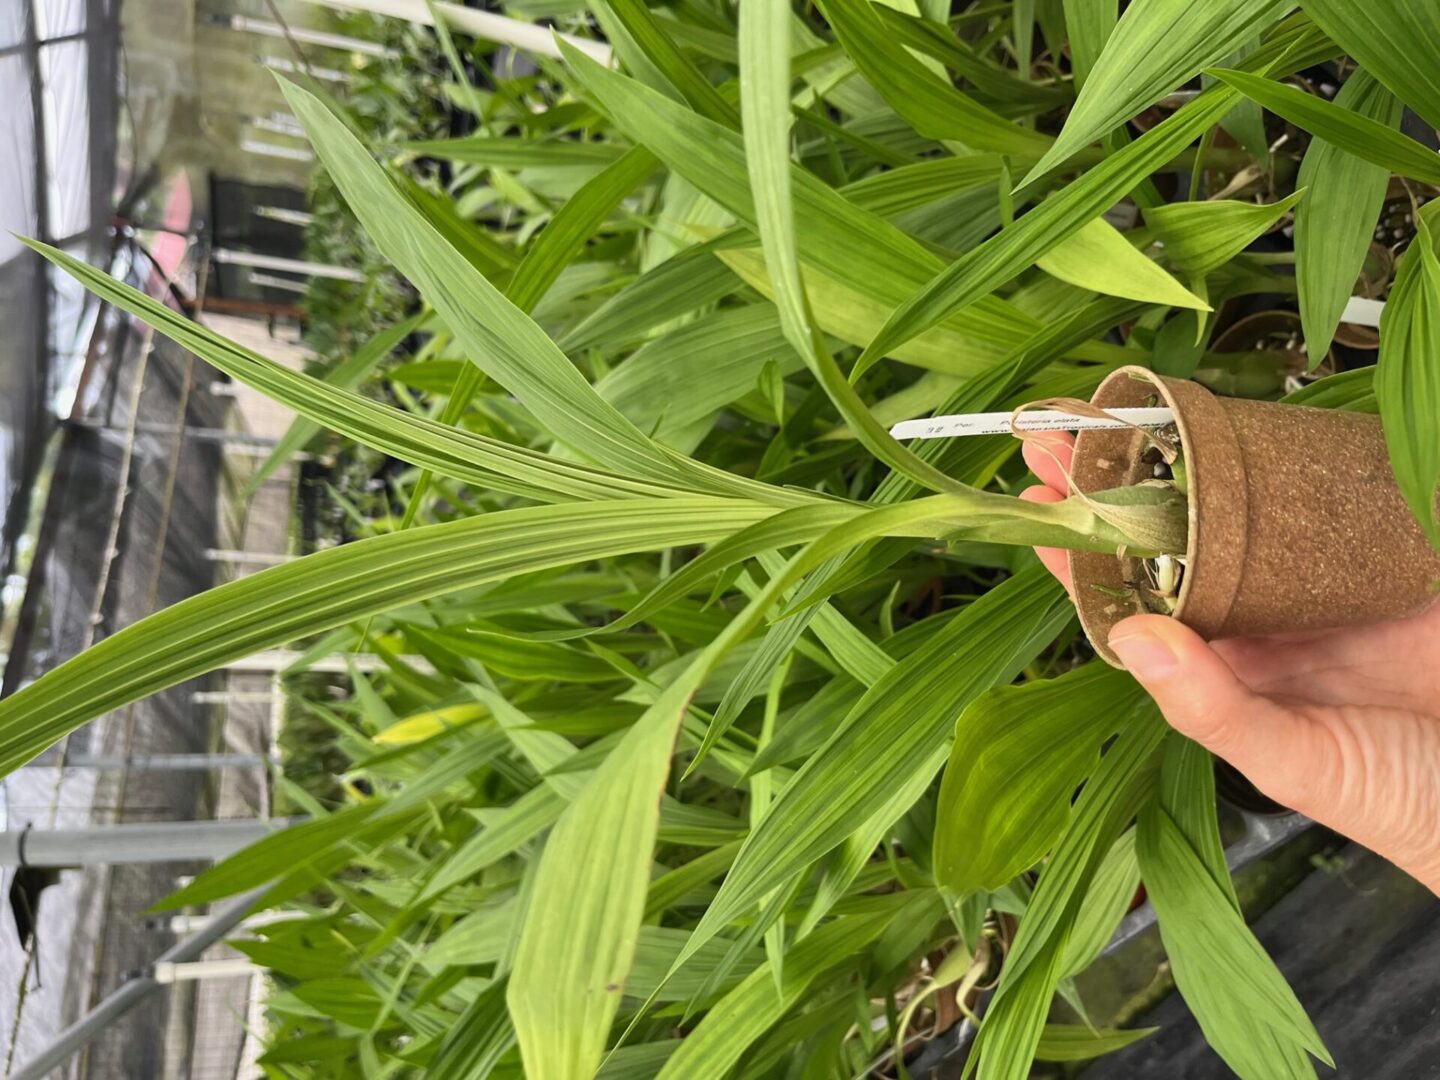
[912,485,1189,557]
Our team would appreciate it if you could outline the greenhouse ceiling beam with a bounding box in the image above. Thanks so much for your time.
[296,0,613,64]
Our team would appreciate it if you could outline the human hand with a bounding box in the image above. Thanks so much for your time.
[1021,432,1440,895]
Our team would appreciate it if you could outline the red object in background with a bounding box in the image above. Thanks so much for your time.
[145,170,194,288]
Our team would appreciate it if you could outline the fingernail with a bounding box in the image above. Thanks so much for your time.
[1108,629,1178,680]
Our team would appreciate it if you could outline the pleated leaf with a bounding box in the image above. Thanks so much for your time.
[1027,0,1295,177]
[655,895,930,1079]
[278,77,757,499]
[508,675,706,1079]
[0,498,775,775]
[557,41,1077,378]
[815,0,1053,157]
[1146,189,1306,277]
[508,537,864,1078]
[1297,0,1440,130]
[677,568,1072,970]
[933,663,1146,896]
[1061,0,1119,91]
[1036,217,1209,309]
[1137,806,1330,1076]
[853,22,1333,372]
[23,240,751,508]
[733,0,962,494]
[1377,204,1440,549]
[1209,68,1440,186]
[972,710,1167,1080]
[1035,1024,1158,1061]
[248,309,428,493]
[1295,71,1402,365]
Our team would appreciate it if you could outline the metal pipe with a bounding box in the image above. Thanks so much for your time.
[254,206,314,227]
[9,885,271,1080]
[0,819,296,867]
[248,272,309,294]
[247,114,307,139]
[260,54,347,82]
[144,910,305,934]
[191,690,278,704]
[68,416,284,445]
[229,649,436,674]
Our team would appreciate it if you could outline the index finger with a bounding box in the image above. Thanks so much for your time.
[1020,431,1075,495]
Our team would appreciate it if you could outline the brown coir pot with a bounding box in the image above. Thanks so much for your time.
[1068,366,1440,668]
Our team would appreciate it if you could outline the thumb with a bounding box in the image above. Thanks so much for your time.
[1106,615,1312,798]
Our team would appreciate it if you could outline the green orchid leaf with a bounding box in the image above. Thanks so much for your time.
[1027,0,1295,178]
[1209,67,1440,186]
[1297,0,1440,129]
[1295,71,1403,365]
[1146,190,1306,277]
[933,663,1146,896]
[1377,204,1440,549]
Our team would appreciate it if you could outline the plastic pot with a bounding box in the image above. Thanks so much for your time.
[1068,366,1440,667]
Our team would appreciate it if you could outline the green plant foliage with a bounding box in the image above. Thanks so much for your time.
[933,663,1146,896]
[1139,792,1331,1076]
[1028,0,1295,177]
[1035,217,1209,310]
[1294,71,1402,365]
[1146,189,1306,277]
[1211,67,1440,186]
[1061,0,1118,90]
[1297,0,1440,130]
[9,2,1427,1076]
[852,22,1334,373]
[1377,204,1440,548]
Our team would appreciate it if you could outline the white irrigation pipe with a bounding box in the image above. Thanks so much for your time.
[240,138,318,163]
[295,0,613,64]
[212,248,366,282]
[227,13,400,58]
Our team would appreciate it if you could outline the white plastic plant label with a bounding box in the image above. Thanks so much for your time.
[888,407,1175,441]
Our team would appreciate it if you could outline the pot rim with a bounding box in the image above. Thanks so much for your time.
[1065,366,1250,666]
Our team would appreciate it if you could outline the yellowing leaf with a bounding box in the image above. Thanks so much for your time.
[374,703,489,746]
[1038,217,1210,310]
